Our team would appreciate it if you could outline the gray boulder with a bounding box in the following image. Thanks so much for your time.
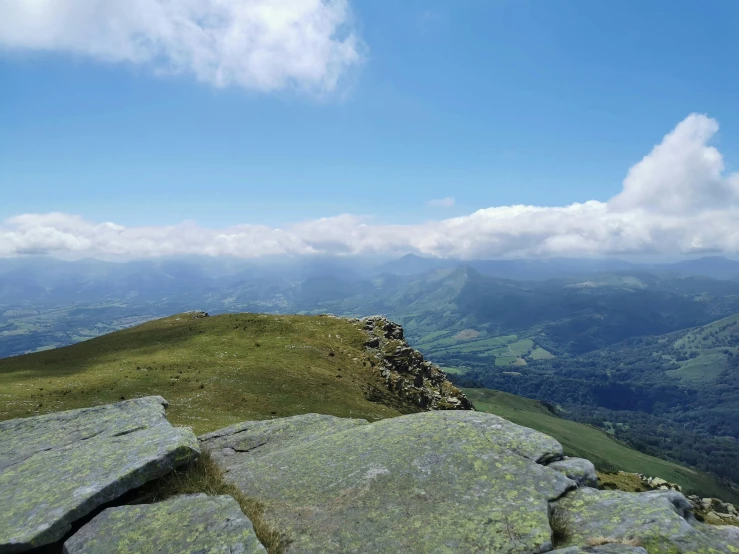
[548,457,598,488]
[551,487,739,553]
[0,396,199,553]
[63,494,266,554]
[201,410,576,554]
[200,412,369,463]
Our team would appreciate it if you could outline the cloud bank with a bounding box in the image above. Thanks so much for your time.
[0,0,362,93]
[2,114,739,260]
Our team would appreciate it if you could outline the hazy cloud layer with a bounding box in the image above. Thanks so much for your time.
[2,114,739,259]
[426,197,456,208]
[0,0,362,93]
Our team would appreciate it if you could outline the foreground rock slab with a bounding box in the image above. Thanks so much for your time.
[63,494,266,554]
[551,487,739,554]
[202,410,576,554]
[0,396,199,553]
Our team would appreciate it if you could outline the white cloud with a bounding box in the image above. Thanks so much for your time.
[426,197,456,208]
[609,114,739,214]
[0,0,363,93]
[2,114,739,260]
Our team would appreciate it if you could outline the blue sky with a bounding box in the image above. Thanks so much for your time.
[1,0,739,259]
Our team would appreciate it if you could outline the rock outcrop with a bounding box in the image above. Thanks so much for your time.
[2,395,738,553]
[201,410,582,553]
[63,494,266,554]
[0,396,199,553]
[202,409,739,553]
[551,487,738,553]
[690,496,739,526]
[354,315,474,410]
[548,457,598,488]
[601,471,739,528]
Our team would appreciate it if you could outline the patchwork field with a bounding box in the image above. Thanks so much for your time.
[411,329,553,369]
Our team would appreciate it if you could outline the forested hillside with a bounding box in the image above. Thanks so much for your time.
[450,314,739,485]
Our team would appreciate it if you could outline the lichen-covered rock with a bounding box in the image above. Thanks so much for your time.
[202,410,576,554]
[0,396,199,553]
[688,495,739,526]
[199,413,369,464]
[356,316,474,411]
[706,525,739,545]
[62,494,265,554]
[551,487,739,554]
[548,457,598,488]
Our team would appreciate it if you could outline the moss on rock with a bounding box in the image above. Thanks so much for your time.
[551,487,739,554]
[0,396,199,552]
[62,494,265,554]
[202,410,575,554]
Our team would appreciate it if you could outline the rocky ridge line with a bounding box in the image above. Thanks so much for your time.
[351,315,474,411]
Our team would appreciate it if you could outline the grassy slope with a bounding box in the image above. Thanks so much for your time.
[0,313,418,435]
[666,312,739,382]
[464,388,739,503]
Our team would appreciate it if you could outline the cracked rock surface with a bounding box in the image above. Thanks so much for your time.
[62,494,265,554]
[202,410,576,554]
[0,396,199,553]
[551,487,739,554]
[203,408,739,554]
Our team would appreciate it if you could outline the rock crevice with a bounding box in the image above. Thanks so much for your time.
[0,396,200,553]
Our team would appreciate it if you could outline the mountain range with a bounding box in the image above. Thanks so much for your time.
[2,254,739,492]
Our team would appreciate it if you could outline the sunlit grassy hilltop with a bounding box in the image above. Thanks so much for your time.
[2,310,737,505]
[0,312,418,435]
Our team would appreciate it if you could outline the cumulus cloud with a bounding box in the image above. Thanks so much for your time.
[2,113,739,260]
[425,197,456,208]
[0,0,363,93]
[609,114,739,213]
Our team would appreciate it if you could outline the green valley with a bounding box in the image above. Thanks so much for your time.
[464,388,739,503]
[453,312,739,489]
[411,329,553,370]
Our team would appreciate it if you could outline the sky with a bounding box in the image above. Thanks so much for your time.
[1,0,739,260]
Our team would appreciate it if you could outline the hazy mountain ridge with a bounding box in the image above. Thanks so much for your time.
[3,254,739,490]
[4,255,739,358]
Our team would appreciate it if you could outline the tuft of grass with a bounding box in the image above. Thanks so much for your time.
[597,471,648,493]
[133,450,285,554]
